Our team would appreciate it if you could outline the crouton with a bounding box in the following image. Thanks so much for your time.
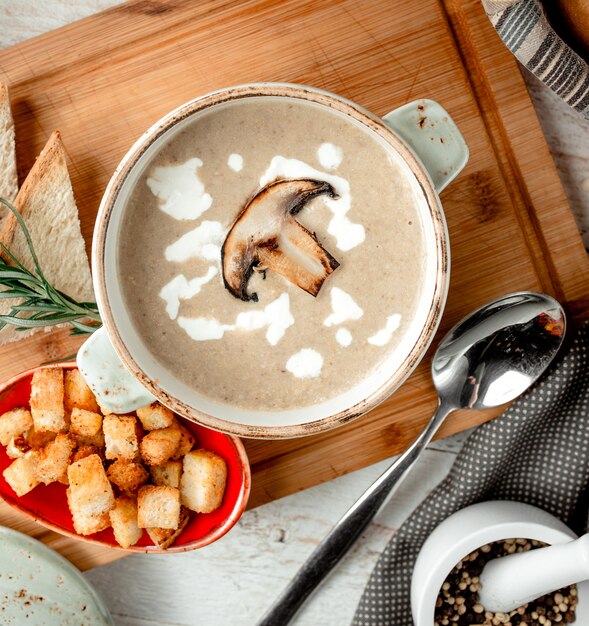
[150,460,182,489]
[69,408,102,438]
[136,402,174,430]
[134,420,146,445]
[64,369,99,413]
[72,444,100,464]
[30,369,66,433]
[103,414,138,460]
[139,427,181,466]
[180,449,227,514]
[66,488,111,536]
[171,423,195,460]
[26,427,57,450]
[73,510,110,536]
[34,433,76,485]
[109,496,142,549]
[6,435,29,459]
[146,507,190,549]
[3,451,40,496]
[74,431,105,450]
[97,399,113,416]
[0,408,33,446]
[137,485,180,530]
[67,454,115,518]
[107,458,149,495]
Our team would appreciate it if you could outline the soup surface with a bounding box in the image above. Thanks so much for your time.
[119,96,428,411]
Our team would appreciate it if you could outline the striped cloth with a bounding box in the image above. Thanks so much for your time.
[483,0,589,119]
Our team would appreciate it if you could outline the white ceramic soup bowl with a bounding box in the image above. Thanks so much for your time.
[412,501,589,625]
[81,83,467,439]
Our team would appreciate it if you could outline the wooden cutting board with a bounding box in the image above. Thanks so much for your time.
[0,0,588,571]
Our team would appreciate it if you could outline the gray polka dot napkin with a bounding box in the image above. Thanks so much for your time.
[353,322,589,626]
[482,0,589,119]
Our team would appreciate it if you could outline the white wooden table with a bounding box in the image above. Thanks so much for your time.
[1,2,588,625]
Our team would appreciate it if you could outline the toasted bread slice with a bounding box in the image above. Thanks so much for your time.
[0,131,93,344]
[0,83,18,206]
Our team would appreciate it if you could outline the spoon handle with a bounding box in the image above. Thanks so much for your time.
[257,401,454,626]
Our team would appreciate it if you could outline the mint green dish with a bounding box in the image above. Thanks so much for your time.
[0,526,113,625]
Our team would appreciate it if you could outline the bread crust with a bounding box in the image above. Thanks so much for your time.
[0,131,63,255]
[0,82,18,204]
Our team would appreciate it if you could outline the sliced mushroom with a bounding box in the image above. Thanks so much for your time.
[221,179,340,301]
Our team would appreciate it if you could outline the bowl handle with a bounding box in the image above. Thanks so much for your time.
[77,326,156,413]
[382,99,468,193]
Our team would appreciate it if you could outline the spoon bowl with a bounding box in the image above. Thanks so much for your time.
[258,292,566,625]
[433,292,565,411]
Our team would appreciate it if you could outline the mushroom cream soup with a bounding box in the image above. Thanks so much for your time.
[119,97,427,411]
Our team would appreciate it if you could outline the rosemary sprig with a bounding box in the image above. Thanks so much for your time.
[0,197,101,336]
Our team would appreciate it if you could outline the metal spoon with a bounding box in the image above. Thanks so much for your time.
[258,291,566,626]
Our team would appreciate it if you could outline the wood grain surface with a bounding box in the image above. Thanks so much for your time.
[0,0,588,570]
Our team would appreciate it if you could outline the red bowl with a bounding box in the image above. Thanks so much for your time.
[0,362,251,553]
